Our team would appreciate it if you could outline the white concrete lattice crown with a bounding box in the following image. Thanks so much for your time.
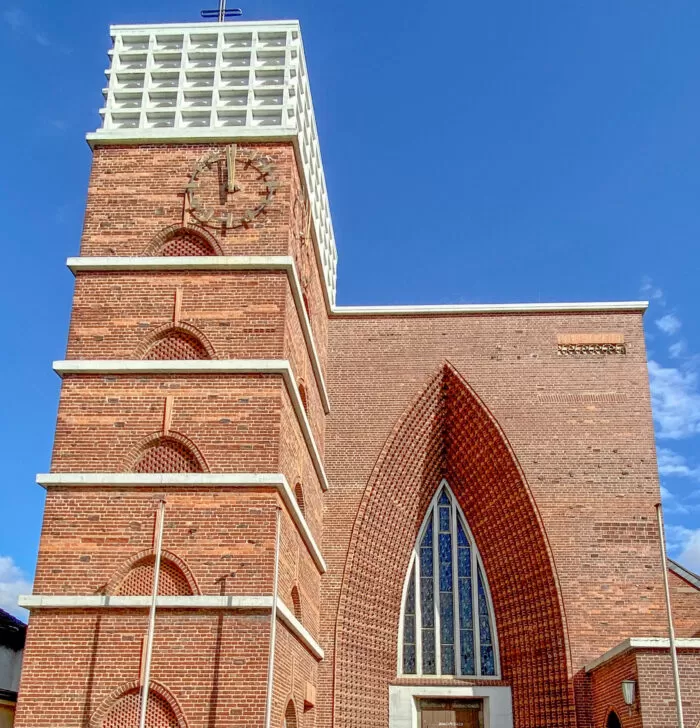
[89,19,338,305]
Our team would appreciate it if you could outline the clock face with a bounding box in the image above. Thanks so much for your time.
[186,145,278,230]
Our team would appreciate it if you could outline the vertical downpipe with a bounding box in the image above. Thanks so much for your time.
[656,503,685,728]
[264,506,282,728]
[139,498,166,728]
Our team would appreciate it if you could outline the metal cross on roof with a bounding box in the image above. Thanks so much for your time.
[200,0,242,22]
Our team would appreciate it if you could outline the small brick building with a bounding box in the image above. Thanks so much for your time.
[15,16,700,728]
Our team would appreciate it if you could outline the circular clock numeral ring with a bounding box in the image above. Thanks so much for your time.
[186,148,278,230]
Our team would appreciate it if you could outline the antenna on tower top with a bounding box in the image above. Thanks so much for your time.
[200,0,242,22]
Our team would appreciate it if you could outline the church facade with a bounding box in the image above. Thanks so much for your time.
[14,17,700,728]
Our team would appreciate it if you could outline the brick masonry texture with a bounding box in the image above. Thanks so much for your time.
[668,569,700,637]
[322,310,679,728]
[16,136,700,728]
[589,646,700,727]
[15,611,316,728]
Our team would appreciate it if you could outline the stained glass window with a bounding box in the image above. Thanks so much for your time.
[400,483,498,677]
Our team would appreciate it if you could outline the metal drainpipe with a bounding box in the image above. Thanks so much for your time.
[656,503,685,728]
[139,498,166,728]
[264,506,282,728]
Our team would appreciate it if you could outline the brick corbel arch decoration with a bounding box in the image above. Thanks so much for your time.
[143,224,224,257]
[125,431,209,474]
[136,322,216,361]
[333,362,575,728]
[89,680,188,728]
[104,548,201,597]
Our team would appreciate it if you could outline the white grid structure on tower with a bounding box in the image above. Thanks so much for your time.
[88,20,338,305]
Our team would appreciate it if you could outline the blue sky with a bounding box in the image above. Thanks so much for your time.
[1,0,699,618]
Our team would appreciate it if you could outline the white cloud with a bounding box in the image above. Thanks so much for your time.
[2,8,25,30]
[656,313,682,335]
[657,447,700,480]
[669,340,687,359]
[0,556,30,619]
[648,360,700,439]
[673,527,700,573]
[641,277,665,304]
[2,8,55,48]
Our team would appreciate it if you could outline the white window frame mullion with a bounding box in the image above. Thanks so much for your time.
[472,543,481,675]
[450,496,462,677]
[415,553,422,675]
[432,502,441,676]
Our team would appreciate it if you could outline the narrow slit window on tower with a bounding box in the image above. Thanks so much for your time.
[400,482,499,678]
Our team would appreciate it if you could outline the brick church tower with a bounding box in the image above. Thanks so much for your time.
[14,12,700,728]
[16,18,332,728]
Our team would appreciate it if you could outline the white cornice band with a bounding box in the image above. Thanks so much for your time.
[36,472,326,574]
[18,593,323,661]
[333,301,649,315]
[52,359,329,492]
[585,637,700,673]
[66,256,330,414]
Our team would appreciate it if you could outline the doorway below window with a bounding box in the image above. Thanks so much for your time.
[419,699,483,728]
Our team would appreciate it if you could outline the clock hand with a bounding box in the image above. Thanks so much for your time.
[226,143,240,193]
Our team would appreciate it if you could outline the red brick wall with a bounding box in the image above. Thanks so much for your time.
[668,570,700,638]
[18,140,328,728]
[323,310,665,728]
[589,649,641,728]
[636,648,700,727]
[15,610,277,728]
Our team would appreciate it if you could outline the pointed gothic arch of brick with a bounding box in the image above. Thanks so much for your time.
[333,362,575,728]
[126,431,209,474]
[89,680,188,728]
[136,322,216,361]
[143,224,223,257]
[104,548,201,597]
[283,699,298,728]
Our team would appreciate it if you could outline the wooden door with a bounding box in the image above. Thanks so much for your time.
[420,699,483,728]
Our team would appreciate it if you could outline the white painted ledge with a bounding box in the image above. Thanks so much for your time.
[52,359,329,492]
[277,601,324,660]
[585,637,700,672]
[36,472,326,574]
[66,255,330,414]
[332,301,649,315]
[18,594,323,660]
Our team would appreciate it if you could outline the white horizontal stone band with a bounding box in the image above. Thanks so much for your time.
[53,359,329,492]
[36,472,326,574]
[333,301,649,315]
[18,594,323,661]
[66,255,330,414]
[585,637,700,672]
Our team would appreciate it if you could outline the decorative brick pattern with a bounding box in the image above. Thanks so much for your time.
[333,364,575,728]
[102,689,179,728]
[106,549,200,597]
[144,225,223,257]
[133,436,203,473]
[558,343,626,356]
[116,558,194,597]
[143,328,212,361]
[90,681,188,728]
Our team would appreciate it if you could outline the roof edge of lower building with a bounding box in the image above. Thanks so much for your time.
[585,637,700,673]
[331,301,649,316]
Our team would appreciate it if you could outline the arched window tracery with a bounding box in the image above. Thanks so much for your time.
[399,480,498,677]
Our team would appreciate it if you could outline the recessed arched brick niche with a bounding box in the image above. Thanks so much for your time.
[333,363,576,728]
